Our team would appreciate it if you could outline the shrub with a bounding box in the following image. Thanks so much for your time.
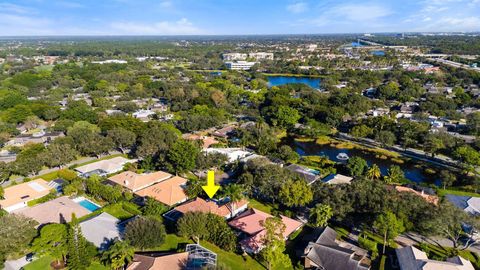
[124,216,166,250]
[358,236,378,260]
[58,169,79,182]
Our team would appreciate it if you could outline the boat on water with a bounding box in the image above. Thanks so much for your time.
[336,152,349,160]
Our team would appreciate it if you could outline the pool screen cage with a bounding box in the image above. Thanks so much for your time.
[186,244,217,269]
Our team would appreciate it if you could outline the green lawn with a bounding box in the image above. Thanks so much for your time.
[33,170,60,181]
[103,202,141,220]
[88,262,109,270]
[156,234,192,251]
[24,255,53,270]
[24,256,108,270]
[153,234,266,270]
[437,188,480,197]
[248,199,275,214]
[200,241,266,270]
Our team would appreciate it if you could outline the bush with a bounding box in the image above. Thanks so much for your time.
[27,190,57,206]
[57,169,79,182]
[124,216,166,250]
[358,236,379,260]
[122,201,141,215]
[142,198,169,217]
[177,212,236,251]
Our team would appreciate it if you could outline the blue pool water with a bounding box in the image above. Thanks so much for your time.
[267,76,321,90]
[370,50,386,56]
[78,199,100,212]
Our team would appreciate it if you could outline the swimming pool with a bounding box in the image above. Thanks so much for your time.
[76,199,101,212]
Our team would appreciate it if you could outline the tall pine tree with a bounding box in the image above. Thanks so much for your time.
[67,214,91,270]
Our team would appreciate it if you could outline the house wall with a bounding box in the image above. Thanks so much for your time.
[4,202,28,213]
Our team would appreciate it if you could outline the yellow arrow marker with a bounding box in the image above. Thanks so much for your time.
[202,170,220,199]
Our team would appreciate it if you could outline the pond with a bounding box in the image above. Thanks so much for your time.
[267,76,321,90]
[294,141,441,185]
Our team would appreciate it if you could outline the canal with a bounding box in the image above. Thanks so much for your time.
[294,140,441,185]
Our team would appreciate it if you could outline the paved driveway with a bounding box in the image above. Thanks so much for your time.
[3,256,31,270]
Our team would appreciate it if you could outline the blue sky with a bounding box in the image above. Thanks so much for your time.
[0,0,479,35]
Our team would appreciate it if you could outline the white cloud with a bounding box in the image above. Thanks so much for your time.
[331,3,392,21]
[159,0,173,8]
[0,13,53,35]
[419,16,480,31]
[109,18,203,35]
[0,2,32,14]
[55,1,85,8]
[287,2,307,14]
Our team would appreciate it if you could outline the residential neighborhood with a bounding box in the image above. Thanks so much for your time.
[1,3,480,270]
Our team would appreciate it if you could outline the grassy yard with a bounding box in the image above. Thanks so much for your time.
[33,170,60,181]
[156,234,192,251]
[24,256,108,270]
[200,241,266,270]
[23,255,53,270]
[103,202,141,220]
[248,198,275,214]
[437,188,480,197]
[153,234,266,270]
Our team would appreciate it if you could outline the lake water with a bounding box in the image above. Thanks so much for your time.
[294,141,441,185]
[267,76,321,89]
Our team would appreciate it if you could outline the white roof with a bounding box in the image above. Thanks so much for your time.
[75,157,135,174]
[80,212,121,249]
[396,246,474,270]
[204,148,252,162]
[322,174,353,185]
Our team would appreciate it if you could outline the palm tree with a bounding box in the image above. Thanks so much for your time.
[101,240,135,270]
[367,164,381,180]
[224,184,244,217]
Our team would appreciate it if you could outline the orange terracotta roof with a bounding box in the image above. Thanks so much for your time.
[229,208,303,237]
[0,179,53,211]
[127,252,189,270]
[14,196,90,225]
[395,186,439,205]
[182,134,219,149]
[228,208,303,253]
[135,176,188,206]
[174,197,248,218]
[108,171,172,192]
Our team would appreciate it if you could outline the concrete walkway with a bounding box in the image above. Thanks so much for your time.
[4,255,33,270]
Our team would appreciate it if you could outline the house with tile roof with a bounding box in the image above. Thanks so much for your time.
[108,170,172,192]
[303,227,370,270]
[127,252,189,270]
[396,245,474,270]
[446,195,480,216]
[285,164,322,185]
[75,156,136,177]
[228,208,303,253]
[322,173,354,185]
[14,196,90,225]
[134,176,188,206]
[127,244,216,270]
[0,179,53,212]
[79,212,122,250]
[163,197,248,222]
[395,186,439,205]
